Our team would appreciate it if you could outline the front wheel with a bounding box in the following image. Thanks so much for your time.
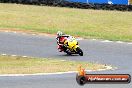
[76,47,83,56]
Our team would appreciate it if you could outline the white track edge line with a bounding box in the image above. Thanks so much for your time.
[101,40,113,43]
[0,67,113,77]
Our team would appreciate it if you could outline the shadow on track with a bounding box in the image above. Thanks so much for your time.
[58,54,80,57]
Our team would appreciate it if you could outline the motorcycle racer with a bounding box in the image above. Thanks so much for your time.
[56,31,70,52]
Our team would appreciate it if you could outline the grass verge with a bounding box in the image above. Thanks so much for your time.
[0,55,105,74]
[0,3,132,41]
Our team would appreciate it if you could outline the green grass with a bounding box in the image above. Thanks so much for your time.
[0,55,105,74]
[0,3,132,41]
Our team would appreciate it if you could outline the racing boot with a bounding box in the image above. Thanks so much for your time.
[58,45,63,52]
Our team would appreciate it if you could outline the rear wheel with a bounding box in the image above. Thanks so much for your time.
[76,47,83,56]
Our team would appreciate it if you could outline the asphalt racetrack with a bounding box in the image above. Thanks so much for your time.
[0,32,132,88]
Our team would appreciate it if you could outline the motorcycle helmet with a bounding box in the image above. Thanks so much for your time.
[57,31,63,36]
